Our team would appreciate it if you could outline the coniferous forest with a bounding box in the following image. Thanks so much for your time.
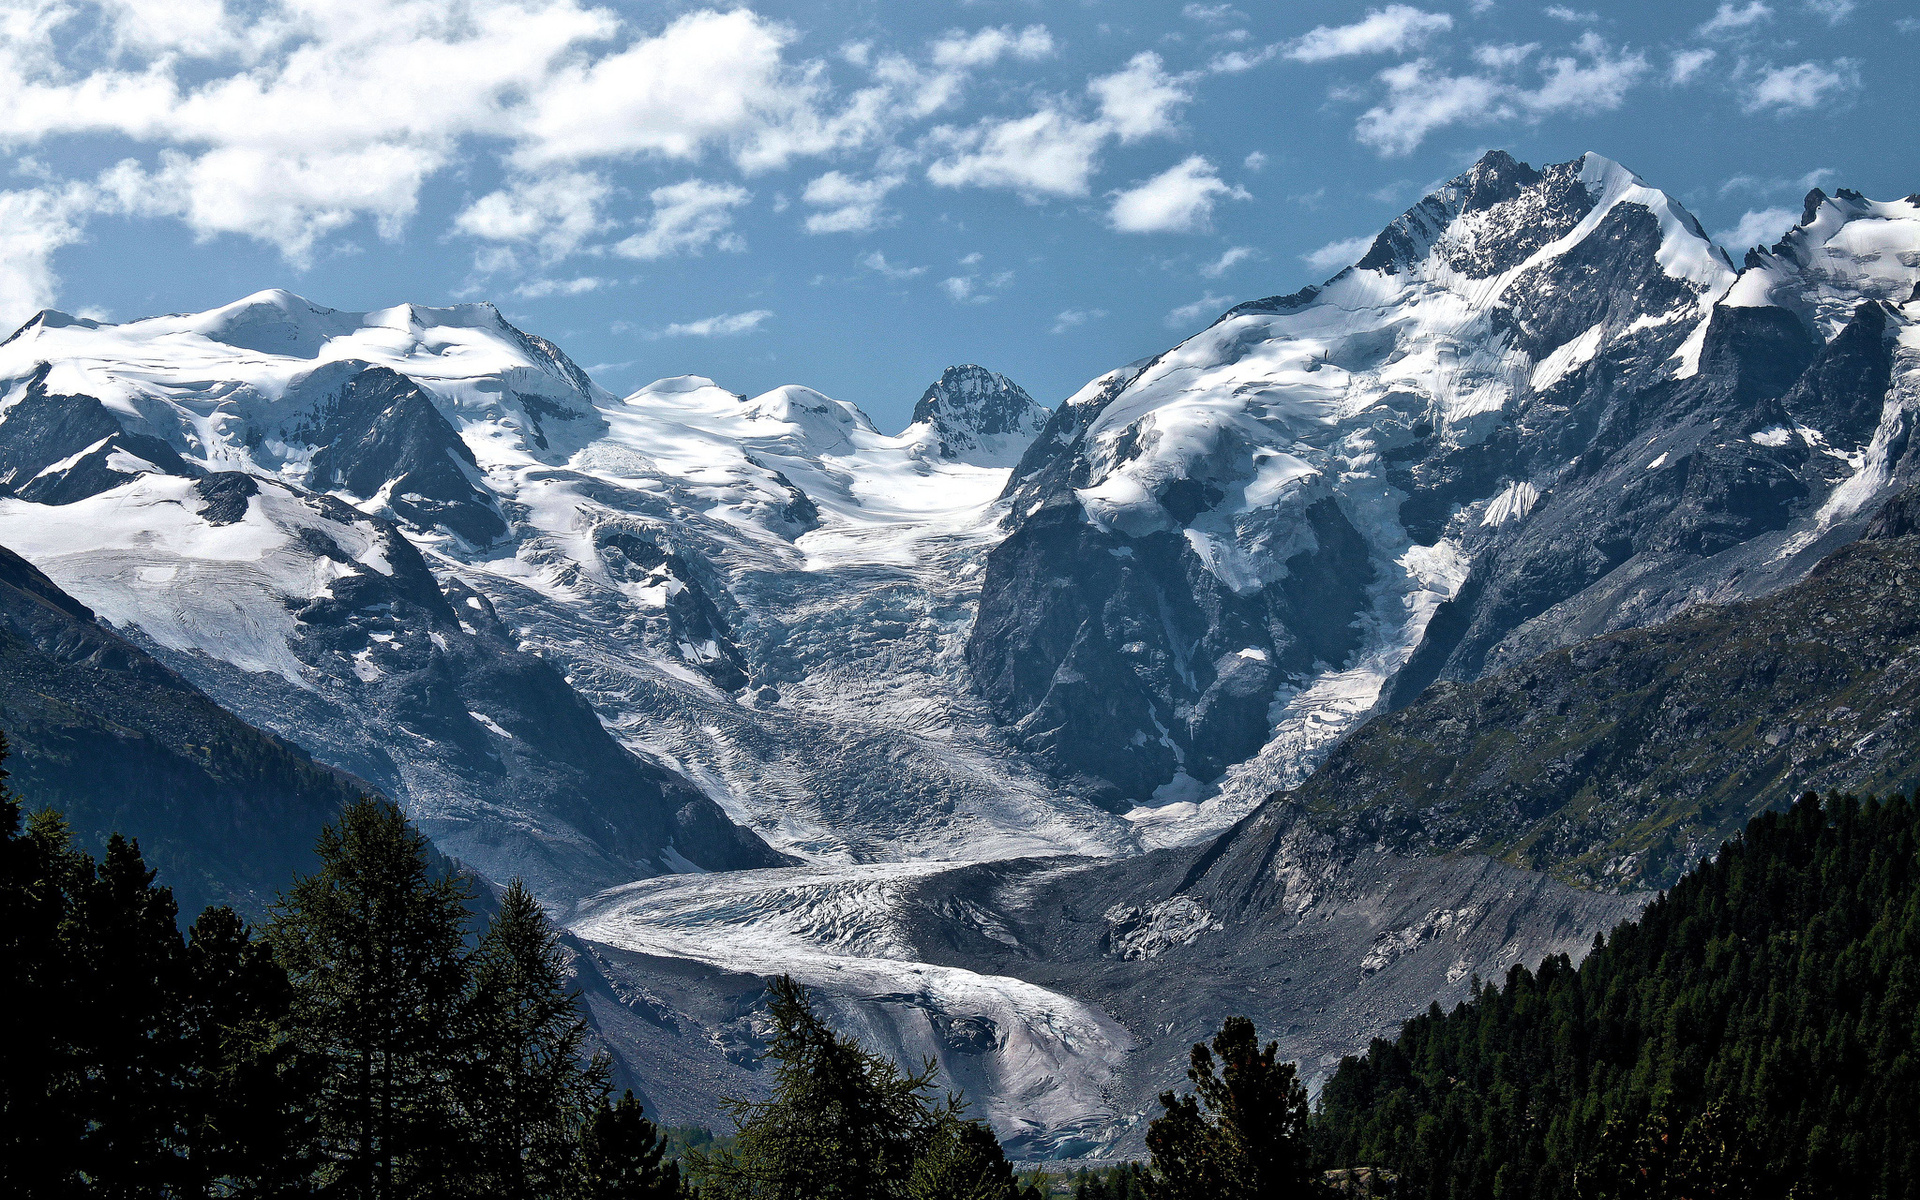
[11,716,1920,1198]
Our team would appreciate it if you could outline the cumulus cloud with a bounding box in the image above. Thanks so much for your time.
[1090,53,1192,142]
[1285,6,1453,62]
[801,171,904,234]
[1300,234,1375,275]
[1742,59,1862,112]
[1354,34,1647,154]
[453,172,611,263]
[1711,207,1799,251]
[1542,7,1598,22]
[1698,2,1773,36]
[941,269,1013,303]
[651,309,773,337]
[614,179,750,260]
[1165,292,1232,329]
[513,275,610,299]
[1805,0,1855,22]
[0,183,96,330]
[1108,157,1249,234]
[1201,245,1257,276]
[1051,307,1108,333]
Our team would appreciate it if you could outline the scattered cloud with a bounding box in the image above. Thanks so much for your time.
[650,309,773,338]
[1285,6,1454,62]
[1898,17,1920,33]
[1474,43,1538,69]
[801,171,904,234]
[859,251,927,279]
[1711,206,1799,250]
[941,269,1014,303]
[513,275,610,298]
[1300,234,1375,274]
[1108,156,1250,234]
[1354,34,1648,154]
[0,183,96,330]
[929,24,1055,69]
[1243,151,1269,171]
[614,179,750,260]
[1741,59,1862,112]
[1805,0,1855,23]
[1542,7,1599,22]
[453,172,611,263]
[1201,245,1258,276]
[1182,4,1247,23]
[1165,292,1232,329]
[1698,2,1773,37]
[925,52,1190,199]
[1051,307,1108,333]
[1669,48,1717,84]
[1718,167,1834,196]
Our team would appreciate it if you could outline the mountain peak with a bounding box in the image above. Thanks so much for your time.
[905,365,1049,466]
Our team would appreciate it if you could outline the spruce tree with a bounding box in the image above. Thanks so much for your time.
[1145,1017,1317,1200]
[459,879,605,1198]
[578,1090,685,1199]
[699,975,940,1200]
[905,1107,1021,1200]
[269,798,476,1200]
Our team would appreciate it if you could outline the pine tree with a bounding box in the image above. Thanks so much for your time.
[698,975,941,1200]
[269,798,476,1200]
[1145,1017,1318,1200]
[459,879,605,1198]
[578,1090,685,1199]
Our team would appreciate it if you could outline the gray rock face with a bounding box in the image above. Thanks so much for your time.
[902,365,1050,467]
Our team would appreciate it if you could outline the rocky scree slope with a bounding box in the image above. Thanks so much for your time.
[972,153,1920,838]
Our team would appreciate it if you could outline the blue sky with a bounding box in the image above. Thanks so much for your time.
[2,0,1915,430]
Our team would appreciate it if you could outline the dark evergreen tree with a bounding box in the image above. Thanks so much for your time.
[697,975,941,1200]
[1314,792,1920,1200]
[1145,1016,1317,1200]
[269,798,476,1200]
[905,1108,1021,1200]
[460,879,605,1198]
[578,1090,686,1200]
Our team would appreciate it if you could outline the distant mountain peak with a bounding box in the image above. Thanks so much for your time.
[904,364,1049,466]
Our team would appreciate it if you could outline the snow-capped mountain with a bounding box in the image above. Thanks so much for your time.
[973,151,1920,837]
[2,149,1917,1156]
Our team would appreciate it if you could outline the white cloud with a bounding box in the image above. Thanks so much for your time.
[1165,292,1232,329]
[453,172,611,262]
[1698,2,1773,36]
[941,269,1013,303]
[513,275,610,298]
[1300,234,1375,274]
[1542,6,1598,22]
[651,309,773,338]
[0,183,96,330]
[929,24,1054,69]
[925,107,1110,199]
[1090,53,1191,142]
[1354,35,1647,154]
[614,179,750,260]
[1201,245,1257,276]
[1051,307,1108,333]
[1285,6,1453,62]
[1718,167,1833,196]
[1742,59,1861,112]
[1805,0,1855,23]
[1669,48,1717,83]
[1355,61,1512,154]
[1474,43,1538,68]
[859,251,927,279]
[1109,156,1250,234]
[1182,4,1246,22]
[801,172,904,234]
[1208,44,1282,73]
[1711,206,1798,250]
[1243,151,1269,172]
[1899,17,1920,33]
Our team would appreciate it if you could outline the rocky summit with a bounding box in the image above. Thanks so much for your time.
[1,151,1917,1157]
